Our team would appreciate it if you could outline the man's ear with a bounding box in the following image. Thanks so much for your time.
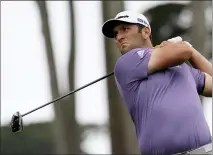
[142,27,151,39]
[144,27,151,39]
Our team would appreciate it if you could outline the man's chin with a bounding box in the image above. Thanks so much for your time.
[120,50,128,55]
[120,47,132,55]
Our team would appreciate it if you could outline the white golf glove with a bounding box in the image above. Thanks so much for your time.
[167,36,192,47]
[167,36,182,42]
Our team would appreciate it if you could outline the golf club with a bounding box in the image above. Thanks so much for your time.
[9,36,193,133]
[10,72,114,133]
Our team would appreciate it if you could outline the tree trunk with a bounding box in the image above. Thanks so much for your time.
[65,1,82,153]
[35,1,80,154]
[102,1,140,154]
[190,1,207,103]
[190,1,207,57]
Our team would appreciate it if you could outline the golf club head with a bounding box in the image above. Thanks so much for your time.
[10,112,23,133]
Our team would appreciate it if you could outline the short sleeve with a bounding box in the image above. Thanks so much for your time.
[114,48,151,86]
[188,66,205,94]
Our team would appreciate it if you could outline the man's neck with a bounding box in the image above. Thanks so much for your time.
[141,41,153,49]
[121,42,154,55]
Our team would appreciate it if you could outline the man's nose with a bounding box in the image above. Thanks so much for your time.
[116,31,125,41]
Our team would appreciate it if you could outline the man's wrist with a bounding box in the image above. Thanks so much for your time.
[182,41,197,60]
[189,49,196,64]
[190,48,200,59]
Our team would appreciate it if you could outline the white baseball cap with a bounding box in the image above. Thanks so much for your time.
[102,11,151,38]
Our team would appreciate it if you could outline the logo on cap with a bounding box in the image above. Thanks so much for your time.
[137,18,149,26]
[116,15,129,19]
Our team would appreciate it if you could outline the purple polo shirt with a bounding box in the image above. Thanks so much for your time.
[114,48,211,155]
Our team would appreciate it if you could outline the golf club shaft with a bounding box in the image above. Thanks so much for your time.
[21,72,114,117]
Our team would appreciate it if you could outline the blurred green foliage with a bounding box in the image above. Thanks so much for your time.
[143,2,212,60]
[1,122,54,154]
[1,122,106,154]
[144,3,187,45]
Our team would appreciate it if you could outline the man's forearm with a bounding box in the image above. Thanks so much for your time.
[189,48,212,76]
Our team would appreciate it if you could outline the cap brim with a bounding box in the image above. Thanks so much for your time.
[102,19,136,38]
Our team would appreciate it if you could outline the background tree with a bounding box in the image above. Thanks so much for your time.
[35,1,81,153]
[190,1,207,57]
[190,1,207,102]
[143,1,212,61]
[143,3,188,46]
[102,1,140,154]
[35,1,66,153]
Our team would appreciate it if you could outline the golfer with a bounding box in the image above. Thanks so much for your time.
[102,11,212,155]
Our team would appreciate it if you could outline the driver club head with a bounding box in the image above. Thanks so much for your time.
[10,112,24,133]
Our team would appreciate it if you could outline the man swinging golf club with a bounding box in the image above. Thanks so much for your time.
[102,11,212,155]
[10,9,211,155]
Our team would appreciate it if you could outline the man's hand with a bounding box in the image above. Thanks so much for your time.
[154,36,183,48]
[148,40,193,74]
